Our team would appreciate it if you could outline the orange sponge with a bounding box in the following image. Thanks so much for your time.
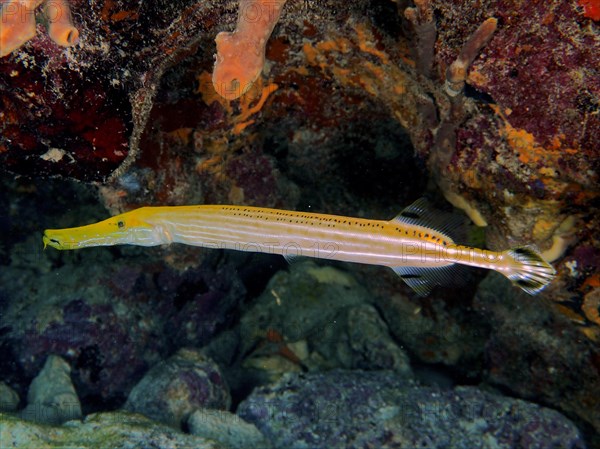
[45,0,79,47]
[0,0,43,57]
[0,0,78,58]
[212,0,286,100]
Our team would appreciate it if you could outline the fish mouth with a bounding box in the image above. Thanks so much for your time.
[42,231,64,249]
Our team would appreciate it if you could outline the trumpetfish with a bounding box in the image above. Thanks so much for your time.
[42,199,556,296]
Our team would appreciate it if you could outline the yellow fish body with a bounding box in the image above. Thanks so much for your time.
[43,199,556,296]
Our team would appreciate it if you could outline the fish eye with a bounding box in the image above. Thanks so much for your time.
[117,221,125,229]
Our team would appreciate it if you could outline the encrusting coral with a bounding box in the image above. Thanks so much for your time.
[0,0,78,58]
[212,0,286,100]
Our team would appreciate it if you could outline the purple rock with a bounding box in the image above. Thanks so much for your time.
[238,370,586,449]
[124,348,231,428]
[1,233,244,410]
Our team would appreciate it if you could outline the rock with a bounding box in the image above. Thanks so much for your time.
[374,284,489,374]
[203,261,412,395]
[474,272,600,437]
[0,410,224,449]
[19,355,81,425]
[1,257,168,408]
[239,262,366,343]
[238,370,586,449]
[0,189,244,408]
[0,381,19,412]
[188,408,272,449]
[124,348,230,428]
[307,303,412,374]
[158,262,246,348]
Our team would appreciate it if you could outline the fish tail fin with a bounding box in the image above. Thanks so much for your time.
[501,246,556,295]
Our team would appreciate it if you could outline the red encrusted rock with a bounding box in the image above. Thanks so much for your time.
[433,0,599,198]
[0,0,239,181]
[426,0,599,288]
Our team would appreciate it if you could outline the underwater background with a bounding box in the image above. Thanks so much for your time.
[0,0,599,447]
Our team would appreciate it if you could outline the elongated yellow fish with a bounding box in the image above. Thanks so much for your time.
[42,199,556,296]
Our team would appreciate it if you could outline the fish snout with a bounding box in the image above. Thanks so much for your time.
[43,230,65,250]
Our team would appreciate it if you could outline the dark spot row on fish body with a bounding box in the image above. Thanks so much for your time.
[216,207,454,244]
[222,207,338,227]
[393,226,448,246]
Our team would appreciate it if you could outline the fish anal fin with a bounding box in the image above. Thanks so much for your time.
[392,264,464,297]
[283,253,302,264]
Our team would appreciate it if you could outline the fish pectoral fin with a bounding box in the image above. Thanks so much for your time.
[392,264,462,297]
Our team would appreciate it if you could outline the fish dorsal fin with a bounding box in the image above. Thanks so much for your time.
[393,198,465,244]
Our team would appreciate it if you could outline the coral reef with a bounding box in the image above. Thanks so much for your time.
[0,255,244,408]
[1,0,599,446]
[0,0,242,181]
[429,0,599,245]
